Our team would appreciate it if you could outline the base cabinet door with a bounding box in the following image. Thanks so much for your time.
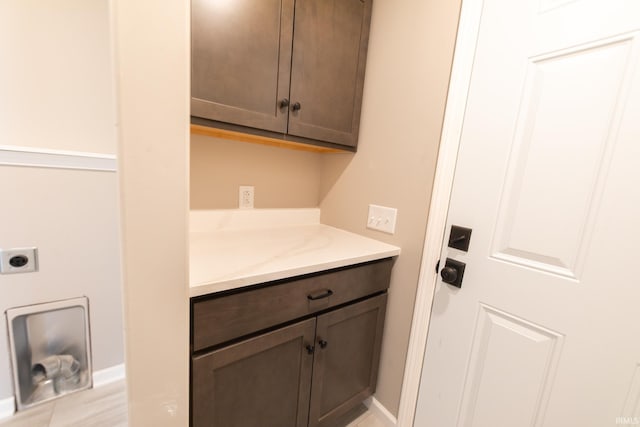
[308,294,387,427]
[192,318,316,427]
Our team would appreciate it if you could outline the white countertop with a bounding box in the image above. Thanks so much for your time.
[189,209,401,298]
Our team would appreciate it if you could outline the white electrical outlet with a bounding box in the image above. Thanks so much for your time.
[239,186,255,209]
[0,247,38,274]
[367,204,398,234]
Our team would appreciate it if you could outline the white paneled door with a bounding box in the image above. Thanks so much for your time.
[415,0,640,426]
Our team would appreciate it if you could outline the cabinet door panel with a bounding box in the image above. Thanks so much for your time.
[192,318,316,427]
[191,0,293,133]
[288,0,372,147]
[309,294,387,427]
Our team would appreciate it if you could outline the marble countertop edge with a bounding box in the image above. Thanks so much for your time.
[189,248,399,298]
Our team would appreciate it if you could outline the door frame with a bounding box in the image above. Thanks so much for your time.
[396,0,485,425]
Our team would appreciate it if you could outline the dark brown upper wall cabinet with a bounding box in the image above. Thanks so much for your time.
[191,0,294,133]
[191,0,373,151]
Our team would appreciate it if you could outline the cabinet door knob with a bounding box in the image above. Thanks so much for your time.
[318,339,328,349]
[279,98,290,109]
[305,344,315,355]
[292,102,301,111]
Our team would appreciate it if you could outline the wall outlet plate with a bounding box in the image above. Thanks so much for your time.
[0,247,38,274]
[238,186,254,209]
[367,204,398,234]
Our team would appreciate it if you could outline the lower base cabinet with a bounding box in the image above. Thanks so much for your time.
[192,293,388,427]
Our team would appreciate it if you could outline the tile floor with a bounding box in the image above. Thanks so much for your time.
[0,380,127,427]
[346,410,387,427]
[0,380,384,427]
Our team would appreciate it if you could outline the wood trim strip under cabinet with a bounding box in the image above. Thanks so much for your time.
[190,124,345,153]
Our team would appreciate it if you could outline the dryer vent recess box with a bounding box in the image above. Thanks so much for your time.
[6,297,92,411]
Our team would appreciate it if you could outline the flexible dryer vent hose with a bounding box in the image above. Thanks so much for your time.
[32,355,80,382]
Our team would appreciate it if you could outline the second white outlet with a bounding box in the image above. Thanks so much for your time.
[239,186,255,209]
[367,204,398,234]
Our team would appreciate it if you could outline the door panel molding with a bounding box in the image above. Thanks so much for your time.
[490,34,637,280]
[456,304,564,426]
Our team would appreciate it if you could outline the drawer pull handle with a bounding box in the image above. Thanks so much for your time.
[307,289,334,301]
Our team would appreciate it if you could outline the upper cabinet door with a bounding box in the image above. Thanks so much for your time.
[287,0,373,148]
[191,0,294,133]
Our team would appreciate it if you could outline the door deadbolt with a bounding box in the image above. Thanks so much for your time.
[448,225,472,252]
[440,258,466,288]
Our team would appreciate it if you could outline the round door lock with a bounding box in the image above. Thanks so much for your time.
[440,258,466,288]
[440,266,458,283]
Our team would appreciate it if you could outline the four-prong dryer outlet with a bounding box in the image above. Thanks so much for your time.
[0,247,38,274]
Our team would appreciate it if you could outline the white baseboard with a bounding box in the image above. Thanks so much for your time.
[0,396,14,421]
[364,396,398,427]
[92,363,126,388]
[0,363,126,420]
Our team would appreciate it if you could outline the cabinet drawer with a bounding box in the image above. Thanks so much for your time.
[192,258,392,352]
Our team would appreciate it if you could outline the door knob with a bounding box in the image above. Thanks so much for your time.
[279,98,289,109]
[441,266,458,283]
[440,258,466,288]
[292,102,301,111]
[318,339,328,349]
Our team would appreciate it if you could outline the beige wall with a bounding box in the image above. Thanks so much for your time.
[113,0,190,424]
[186,0,461,418]
[0,0,116,154]
[319,0,462,416]
[0,0,122,403]
[191,135,321,209]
